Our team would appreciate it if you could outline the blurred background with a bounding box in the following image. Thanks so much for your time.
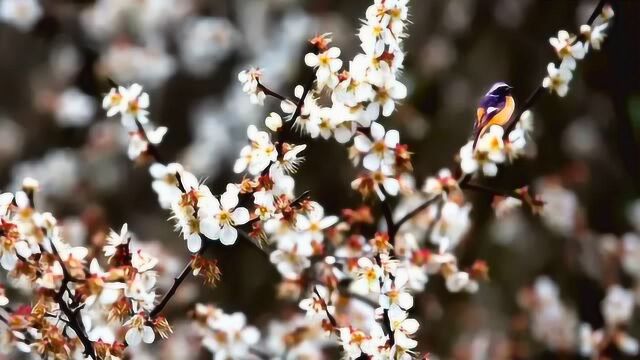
[1,0,640,358]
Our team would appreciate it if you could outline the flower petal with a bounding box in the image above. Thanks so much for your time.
[187,234,202,253]
[219,225,238,246]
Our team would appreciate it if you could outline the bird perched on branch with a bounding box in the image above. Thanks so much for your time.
[473,82,515,146]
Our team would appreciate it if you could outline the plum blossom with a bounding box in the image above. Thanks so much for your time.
[238,67,265,105]
[198,184,250,246]
[580,23,608,51]
[368,71,407,118]
[351,257,384,294]
[543,62,573,97]
[354,122,400,171]
[117,84,151,128]
[304,47,343,89]
[124,314,155,346]
[549,30,586,70]
[149,162,183,209]
[202,312,260,360]
[233,125,277,175]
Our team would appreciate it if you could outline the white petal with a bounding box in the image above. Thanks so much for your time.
[231,207,250,225]
[354,135,373,152]
[482,163,498,177]
[327,47,341,58]
[319,215,339,229]
[200,219,220,240]
[1,252,17,270]
[382,99,396,117]
[187,234,202,253]
[398,292,414,310]
[382,178,400,196]
[363,153,382,171]
[142,326,155,344]
[219,225,238,245]
[14,241,32,258]
[220,189,239,210]
[125,329,141,346]
[401,318,420,334]
[304,53,319,67]
[384,130,400,148]
[241,327,260,345]
[389,82,407,99]
[99,288,120,305]
[15,191,29,209]
[370,122,385,140]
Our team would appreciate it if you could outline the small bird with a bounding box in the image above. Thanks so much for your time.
[473,82,515,146]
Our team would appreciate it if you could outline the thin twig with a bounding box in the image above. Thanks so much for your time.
[312,286,338,328]
[257,81,289,102]
[394,195,441,232]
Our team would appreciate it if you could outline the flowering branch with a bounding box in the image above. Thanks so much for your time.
[503,0,609,135]
[49,240,96,359]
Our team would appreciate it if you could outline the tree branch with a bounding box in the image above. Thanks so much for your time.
[503,0,609,135]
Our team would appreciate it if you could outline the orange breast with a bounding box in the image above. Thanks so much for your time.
[479,96,515,136]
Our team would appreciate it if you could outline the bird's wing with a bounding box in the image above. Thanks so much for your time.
[484,96,515,130]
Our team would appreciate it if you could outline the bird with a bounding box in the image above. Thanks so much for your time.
[473,82,515,146]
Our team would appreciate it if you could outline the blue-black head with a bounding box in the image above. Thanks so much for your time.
[485,82,513,97]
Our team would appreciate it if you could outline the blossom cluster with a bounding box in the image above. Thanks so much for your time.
[543,5,614,97]
[0,0,620,359]
[0,179,174,359]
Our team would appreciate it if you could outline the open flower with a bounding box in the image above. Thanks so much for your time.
[549,30,586,70]
[149,162,183,209]
[269,247,311,279]
[359,15,393,56]
[460,141,498,176]
[103,223,129,261]
[388,305,419,351]
[295,202,338,253]
[580,23,608,51]
[305,47,343,89]
[127,126,167,160]
[124,314,155,346]
[265,112,283,132]
[118,84,150,128]
[379,271,414,310]
[198,184,250,245]
[354,122,399,171]
[238,67,265,105]
[233,125,277,175]
[351,257,384,294]
[476,125,506,164]
[542,62,573,97]
[0,230,32,271]
[202,312,260,360]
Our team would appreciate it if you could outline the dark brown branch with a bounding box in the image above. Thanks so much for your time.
[134,119,165,164]
[394,195,441,232]
[49,241,96,359]
[460,181,543,209]
[378,188,397,255]
[149,243,208,318]
[257,81,288,102]
[504,0,609,135]
[312,286,338,328]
